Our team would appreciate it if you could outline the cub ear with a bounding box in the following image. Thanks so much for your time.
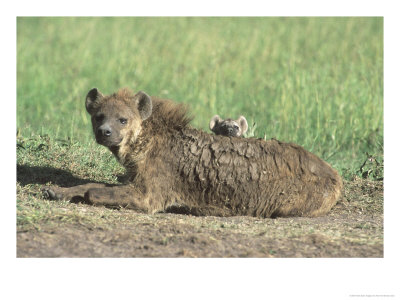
[133,91,153,120]
[237,116,248,134]
[209,115,222,131]
[85,88,104,114]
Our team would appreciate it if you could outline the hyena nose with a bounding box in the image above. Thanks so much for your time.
[228,128,234,134]
[98,125,112,137]
[103,129,112,137]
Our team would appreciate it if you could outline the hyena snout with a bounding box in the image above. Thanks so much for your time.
[224,125,239,137]
[97,124,112,137]
[95,123,123,147]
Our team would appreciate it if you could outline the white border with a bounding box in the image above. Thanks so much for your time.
[3,1,399,299]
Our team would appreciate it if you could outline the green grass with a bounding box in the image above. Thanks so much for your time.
[17,134,124,229]
[17,17,383,178]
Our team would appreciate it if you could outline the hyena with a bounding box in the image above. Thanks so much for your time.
[44,88,342,218]
[209,115,248,137]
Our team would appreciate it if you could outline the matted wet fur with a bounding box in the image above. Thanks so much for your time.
[44,88,342,218]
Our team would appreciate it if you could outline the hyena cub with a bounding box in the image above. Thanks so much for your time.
[209,115,248,137]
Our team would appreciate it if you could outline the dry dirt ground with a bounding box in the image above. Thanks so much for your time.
[17,178,383,258]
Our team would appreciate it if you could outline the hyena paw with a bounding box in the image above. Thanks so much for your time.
[164,203,193,215]
[42,187,63,200]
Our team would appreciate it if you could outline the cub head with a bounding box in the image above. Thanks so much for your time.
[209,115,248,137]
[85,88,152,149]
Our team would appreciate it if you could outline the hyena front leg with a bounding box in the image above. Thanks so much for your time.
[44,184,152,212]
[42,183,108,202]
[83,185,152,212]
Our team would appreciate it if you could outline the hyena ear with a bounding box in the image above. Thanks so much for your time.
[209,115,222,131]
[85,88,104,114]
[237,116,248,134]
[133,91,153,120]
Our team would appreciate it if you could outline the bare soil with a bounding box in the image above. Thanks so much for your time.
[17,178,383,258]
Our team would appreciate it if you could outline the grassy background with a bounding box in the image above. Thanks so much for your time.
[17,17,383,178]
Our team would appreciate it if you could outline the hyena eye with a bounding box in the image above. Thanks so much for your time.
[119,118,128,125]
[234,125,239,130]
[95,114,104,122]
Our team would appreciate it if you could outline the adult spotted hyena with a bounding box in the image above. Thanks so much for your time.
[44,88,342,218]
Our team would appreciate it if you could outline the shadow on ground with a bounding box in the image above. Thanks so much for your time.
[17,164,99,187]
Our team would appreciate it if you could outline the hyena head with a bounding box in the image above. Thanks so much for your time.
[85,88,152,149]
[209,115,248,137]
